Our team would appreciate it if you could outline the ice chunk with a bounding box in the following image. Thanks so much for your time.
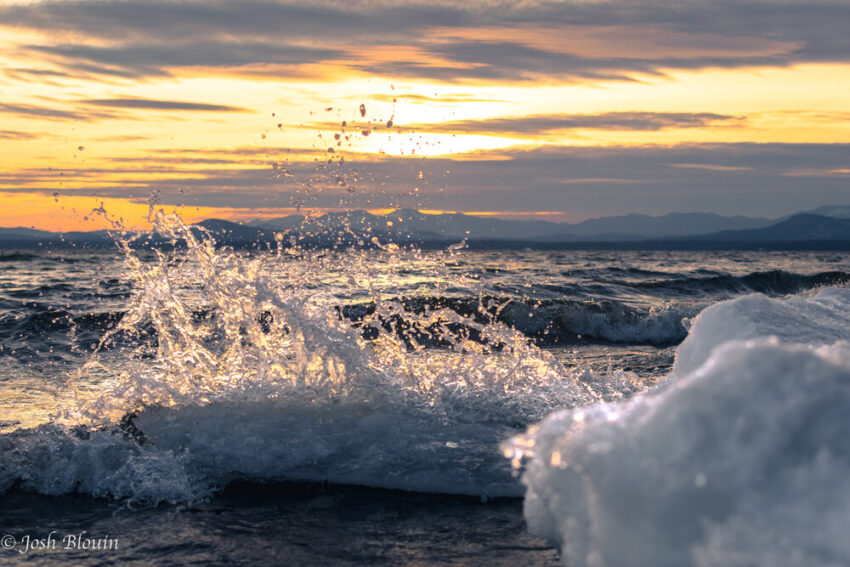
[508,288,850,567]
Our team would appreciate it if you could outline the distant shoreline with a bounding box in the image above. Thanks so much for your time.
[4,237,850,252]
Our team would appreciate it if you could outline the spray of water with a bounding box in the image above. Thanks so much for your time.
[59,209,617,430]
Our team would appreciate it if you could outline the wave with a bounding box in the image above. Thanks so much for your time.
[506,287,850,567]
[5,213,847,522]
[0,252,39,263]
[0,339,635,504]
[486,269,849,307]
[0,311,131,355]
[629,269,849,296]
[0,398,530,503]
[0,296,694,350]
[342,296,694,346]
[15,271,833,353]
[0,213,646,504]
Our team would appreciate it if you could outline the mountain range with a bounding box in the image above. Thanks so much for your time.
[2,206,850,250]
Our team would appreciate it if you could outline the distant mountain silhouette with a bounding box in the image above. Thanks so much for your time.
[806,205,850,219]
[561,212,774,238]
[249,209,773,241]
[682,214,850,243]
[252,209,570,240]
[2,207,850,249]
[0,227,53,240]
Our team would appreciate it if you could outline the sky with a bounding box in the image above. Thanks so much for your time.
[1,0,849,231]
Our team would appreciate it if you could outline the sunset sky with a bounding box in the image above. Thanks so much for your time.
[1,0,849,231]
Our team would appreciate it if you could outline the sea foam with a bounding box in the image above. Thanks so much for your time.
[506,288,850,566]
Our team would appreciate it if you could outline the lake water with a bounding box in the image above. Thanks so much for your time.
[1,221,849,565]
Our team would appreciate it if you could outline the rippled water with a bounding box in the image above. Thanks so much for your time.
[1,216,848,564]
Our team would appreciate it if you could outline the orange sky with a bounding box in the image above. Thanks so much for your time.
[2,1,850,230]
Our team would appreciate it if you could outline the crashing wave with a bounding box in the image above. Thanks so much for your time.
[0,212,645,505]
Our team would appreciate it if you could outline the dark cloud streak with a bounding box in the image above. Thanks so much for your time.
[0,102,115,121]
[83,98,250,112]
[387,112,742,135]
[2,1,849,82]
[5,143,848,219]
[0,130,38,140]
[27,41,344,79]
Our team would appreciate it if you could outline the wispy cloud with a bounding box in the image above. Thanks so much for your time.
[5,143,848,219]
[82,98,251,112]
[27,41,344,79]
[93,135,152,142]
[0,130,38,140]
[2,1,848,82]
[0,102,114,121]
[383,112,742,136]
[366,93,503,104]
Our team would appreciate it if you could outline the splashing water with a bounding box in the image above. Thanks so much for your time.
[64,211,606,425]
[0,210,645,504]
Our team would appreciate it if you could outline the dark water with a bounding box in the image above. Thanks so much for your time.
[1,245,848,565]
[0,484,557,566]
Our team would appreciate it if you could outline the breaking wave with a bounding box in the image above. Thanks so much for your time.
[0,213,643,505]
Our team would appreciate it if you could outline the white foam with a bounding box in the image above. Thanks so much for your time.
[507,288,850,566]
[673,287,850,376]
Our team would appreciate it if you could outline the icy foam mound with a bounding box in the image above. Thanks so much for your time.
[674,287,850,376]
[507,289,850,567]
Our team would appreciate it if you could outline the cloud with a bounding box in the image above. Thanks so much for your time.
[0,102,114,121]
[0,130,38,140]
[380,112,742,136]
[366,93,503,104]
[82,98,250,112]
[5,142,849,219]
[1,1,848,82]
[0,98,248,123]
[93,135,152,142]
[27,41,344,79]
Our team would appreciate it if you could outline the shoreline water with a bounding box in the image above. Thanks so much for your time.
[1,482,559,566]
[1,243,849,565]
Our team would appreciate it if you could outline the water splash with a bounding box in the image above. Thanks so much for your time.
[60,210,619,427]
[0,210,649,503]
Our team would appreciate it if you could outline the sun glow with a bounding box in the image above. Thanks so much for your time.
[2,0,850,228]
